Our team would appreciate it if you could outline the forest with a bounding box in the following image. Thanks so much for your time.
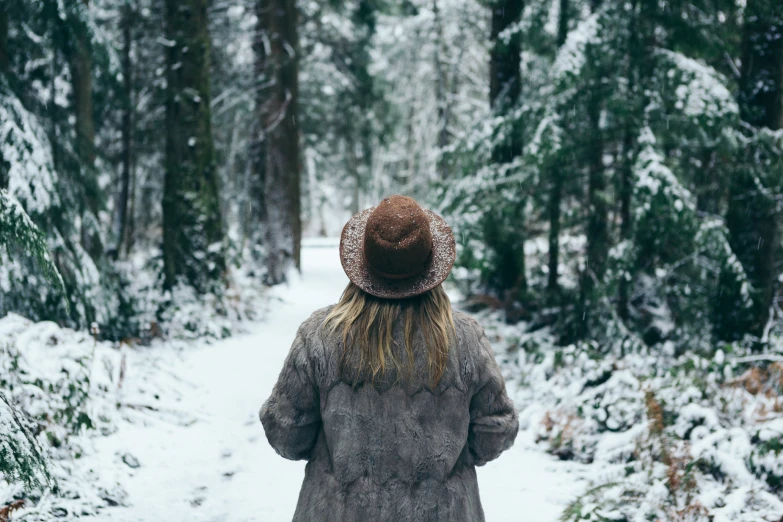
[1,0,782,520]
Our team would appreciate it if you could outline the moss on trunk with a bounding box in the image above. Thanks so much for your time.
[162,0,225,292]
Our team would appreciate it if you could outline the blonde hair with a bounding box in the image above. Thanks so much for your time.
[323,282,455,387]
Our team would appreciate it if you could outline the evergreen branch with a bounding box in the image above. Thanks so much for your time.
[0,189,69,312]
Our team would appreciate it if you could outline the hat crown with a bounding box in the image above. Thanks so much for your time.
[363,196,433,279]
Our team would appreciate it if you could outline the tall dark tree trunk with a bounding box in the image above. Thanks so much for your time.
[61,1,101,258]
[256,0,301,284]
[117,0,134,258]
[343,2,376,213]
[584,0,608,290]
[487,0,526,319]
[347,125,361,215]
[162,0,225,292]
[738,0,783,130]
[577,82,609,334]
[546,0,570,298]
[572,0,609,338]
[433,0,451,180]
[717,0,783,340]
[547,169,563,295]
[617,125,634,321]
[0,2,8,190]
[617,0,648,322]
[557,0,569,47]
[0,3,8,74]
[489,0,523,163]
[66,9,95,168]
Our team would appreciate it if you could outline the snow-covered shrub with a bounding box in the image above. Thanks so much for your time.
[476,309,783,521]
[0,314,129,519]
[0,141,67,501]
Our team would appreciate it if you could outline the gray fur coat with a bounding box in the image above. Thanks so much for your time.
[260,306,519,521]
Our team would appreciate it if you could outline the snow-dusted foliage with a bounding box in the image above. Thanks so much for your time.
[0,314,129,519]
[0,394,51,494]
[476,310,783,521]
[0,83,58,216]
[442,0,756,350]
[0,189,65,299]
[0,0,130,337]
[372,0,490,197]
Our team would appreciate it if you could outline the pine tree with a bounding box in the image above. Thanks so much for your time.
[161,0,225,293]
[717,0,783,341]
[0,0,112,331]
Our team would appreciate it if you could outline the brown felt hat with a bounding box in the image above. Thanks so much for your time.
[339,195,456,299]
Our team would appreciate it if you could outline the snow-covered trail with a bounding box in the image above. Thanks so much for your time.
[91,239,585,522]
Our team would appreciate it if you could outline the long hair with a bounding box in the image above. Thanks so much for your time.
[323,282,455,387]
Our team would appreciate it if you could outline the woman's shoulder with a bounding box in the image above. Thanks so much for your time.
[451,309,485,337]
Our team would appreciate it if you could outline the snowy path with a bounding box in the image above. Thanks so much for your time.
[89,239,586,522]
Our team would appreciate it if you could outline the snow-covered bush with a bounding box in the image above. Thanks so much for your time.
[476,310,783,521]
[0,314,128,519]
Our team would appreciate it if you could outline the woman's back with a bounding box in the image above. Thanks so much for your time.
[261,305,518,521]
[260,195,518,521]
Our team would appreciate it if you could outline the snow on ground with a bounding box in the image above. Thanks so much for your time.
[79,238,586,521]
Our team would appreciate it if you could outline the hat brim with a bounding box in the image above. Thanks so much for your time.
[339,207,457,299]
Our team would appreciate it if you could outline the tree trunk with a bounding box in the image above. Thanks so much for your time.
[617,0,648,322]
[577,85,609,333]
[585,87,609,277]
[162,0,225,292]
[0,3,8,74]
[0,3,8,190]
[718,0,783,340]
[547,169,562,295]
[617,124,634,321]
[546,0,570,298]
[117,0,134,258]
[487,0,526,318]
[489,0,523,163]
[347,128,360,215]
[557,0,569,47]
[67,14,95,168]
[256,0,301,284]
[433,0,451,180]
[739,0,783,130]
[585,0,608,289]
[575,0,610,338]
[61,2,101,258]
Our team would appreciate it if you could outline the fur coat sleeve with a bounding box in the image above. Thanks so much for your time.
[466,322,518,467]
[259,323,321,461]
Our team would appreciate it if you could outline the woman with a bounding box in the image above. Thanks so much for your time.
[260,195,518,521]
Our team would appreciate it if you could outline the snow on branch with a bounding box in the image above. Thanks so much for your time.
[551,12,600,81]
[0,189,66,301]
[0,86,59,216]
[0,392,53,492]
[633,127,696,219]
[657,49,738,125]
